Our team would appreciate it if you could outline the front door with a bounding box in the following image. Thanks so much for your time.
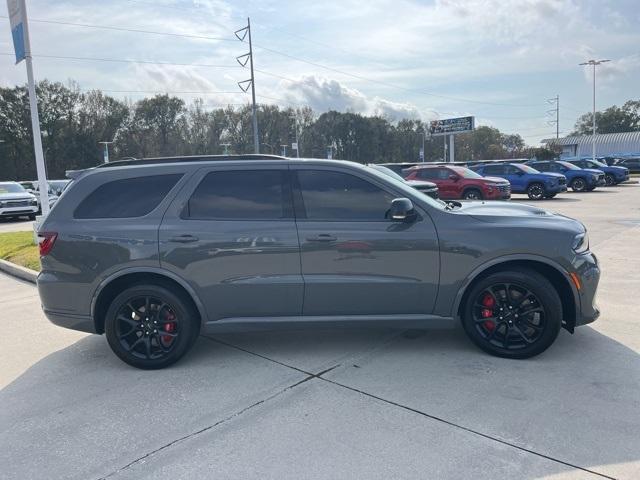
[292,166,439,317]
[159,166,302,322]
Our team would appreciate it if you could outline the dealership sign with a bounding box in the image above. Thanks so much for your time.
[429,116,475,136]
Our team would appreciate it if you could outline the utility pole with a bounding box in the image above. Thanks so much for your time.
[235,18,259,154]
[580,59,610,162]
[547,95,559,139]
[98,141,113,163]
[291,114,300,157]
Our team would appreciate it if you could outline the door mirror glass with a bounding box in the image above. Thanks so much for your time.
[389,198,415,222]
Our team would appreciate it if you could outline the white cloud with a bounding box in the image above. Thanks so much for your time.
[279,75,422,120]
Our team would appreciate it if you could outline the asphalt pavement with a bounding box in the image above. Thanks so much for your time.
[1,183,639,480]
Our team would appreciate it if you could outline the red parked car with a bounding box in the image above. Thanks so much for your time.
[404,165,511,200]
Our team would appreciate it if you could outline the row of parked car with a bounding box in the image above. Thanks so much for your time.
[379,157,632,201]
[0,179,70,220]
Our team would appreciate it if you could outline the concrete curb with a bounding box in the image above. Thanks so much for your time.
[0,258,38,284]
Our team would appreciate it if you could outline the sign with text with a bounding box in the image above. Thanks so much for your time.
[429,116,474,136]
[7,0,26,63]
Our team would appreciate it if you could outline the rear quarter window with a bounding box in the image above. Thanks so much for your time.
[74,174,182,219]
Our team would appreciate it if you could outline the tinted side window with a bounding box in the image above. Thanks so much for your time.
[297,170,393,221]
[186,170,287,220]
[531,163,547,172]
[483,165,504,175]
[418,169,438,179]
[74,174,182,219]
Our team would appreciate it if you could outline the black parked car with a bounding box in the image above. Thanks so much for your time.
[616,158,640,174]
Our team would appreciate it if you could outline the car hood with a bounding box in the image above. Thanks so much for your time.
[457,201,579,227]
[0,192,36,201]
[583,168,604,175]
[482,176,510,184]
[406,179,437,188]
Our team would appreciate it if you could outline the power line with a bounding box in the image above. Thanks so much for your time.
[1,52,239,69]
[0,15,236,42]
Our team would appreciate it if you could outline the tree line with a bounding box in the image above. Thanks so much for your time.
[1,80,636,180]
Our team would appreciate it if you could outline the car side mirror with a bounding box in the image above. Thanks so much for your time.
[389,198,416,222]
[449,174,459,181]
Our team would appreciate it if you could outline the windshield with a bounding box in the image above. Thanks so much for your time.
[0,182,27,194]
[591,160,607,168]
[368,164,406,183]
[558,161,580,170]
[452,167,483,179]
[516,164,539,173]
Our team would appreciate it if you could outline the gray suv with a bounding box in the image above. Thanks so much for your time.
[37,155,600,369]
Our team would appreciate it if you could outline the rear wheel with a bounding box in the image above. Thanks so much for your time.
[462,188,483,200]
[526,183,545,200]
[461,269,562,359]
[105,284,199,369]
[571,177,586,192]
[604,174,615,186]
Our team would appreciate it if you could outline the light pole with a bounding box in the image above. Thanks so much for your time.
[98,141,113,163]
[579,59,610,162]
[290,114,300,158]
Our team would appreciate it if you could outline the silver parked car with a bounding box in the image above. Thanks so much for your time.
[0,182,39,220]
[37,155,600,369]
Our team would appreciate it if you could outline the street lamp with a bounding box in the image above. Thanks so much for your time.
[579,59,610,163]
[98,141,113,163]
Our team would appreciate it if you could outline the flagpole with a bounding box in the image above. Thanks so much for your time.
[9,0,49,215]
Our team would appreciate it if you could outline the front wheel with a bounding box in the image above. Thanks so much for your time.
[526,183,545,200]
[604,174,615,186]
[571,177,586,192]
[105,284,199,369]
[462,188,483,200]
[461,269,562,359]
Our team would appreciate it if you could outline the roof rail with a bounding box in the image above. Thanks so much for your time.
[96,154,288,169]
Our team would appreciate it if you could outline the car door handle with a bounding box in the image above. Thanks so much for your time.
[168,235,199,243]
[306,234,337,242]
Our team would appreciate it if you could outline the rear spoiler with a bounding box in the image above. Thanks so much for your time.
[65,168,93,180]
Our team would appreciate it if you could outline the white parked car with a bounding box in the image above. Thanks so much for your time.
[0,182,39,220]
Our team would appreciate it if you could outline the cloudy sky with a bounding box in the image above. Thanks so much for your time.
[1,0,639,144]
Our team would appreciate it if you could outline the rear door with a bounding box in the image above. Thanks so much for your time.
[292,165,439,317]
[159,165,302,322]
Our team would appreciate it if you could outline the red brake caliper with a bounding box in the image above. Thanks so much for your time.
[162,312,176,344]
[481,294,496,331]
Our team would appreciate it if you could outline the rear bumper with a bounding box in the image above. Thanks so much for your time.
[43,309,96,333]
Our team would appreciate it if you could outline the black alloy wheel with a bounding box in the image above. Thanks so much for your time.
[571,177,586,192]
[463,188,483,200]
[604,174,615,186]
[105,284,199,369]
[526,183,545,200]
[462,269,562,358]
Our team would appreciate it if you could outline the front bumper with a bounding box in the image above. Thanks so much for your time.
[573,251,601,327]
[0,205,38,217]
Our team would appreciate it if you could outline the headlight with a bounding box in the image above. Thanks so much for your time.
[30,198,38,206]
[572,232,589,253]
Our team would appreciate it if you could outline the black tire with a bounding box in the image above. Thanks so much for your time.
[571,177,586,192]
[105,284,200,369]
[461,269,562,359]
[604,174,615,186]
[526,183,545,200]
[462,188,483,200]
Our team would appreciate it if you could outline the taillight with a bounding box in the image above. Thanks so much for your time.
[38,232,58,256]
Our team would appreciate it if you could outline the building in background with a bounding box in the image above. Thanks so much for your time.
[543,132,640,159]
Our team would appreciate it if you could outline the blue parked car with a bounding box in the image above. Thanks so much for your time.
[470,162,567,200]
[564,158,630,186]
[527,160,605,192]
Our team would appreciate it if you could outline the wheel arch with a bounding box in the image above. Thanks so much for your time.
[91,268,206,334]
[462,186,482,198]
[453,255,579,332]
